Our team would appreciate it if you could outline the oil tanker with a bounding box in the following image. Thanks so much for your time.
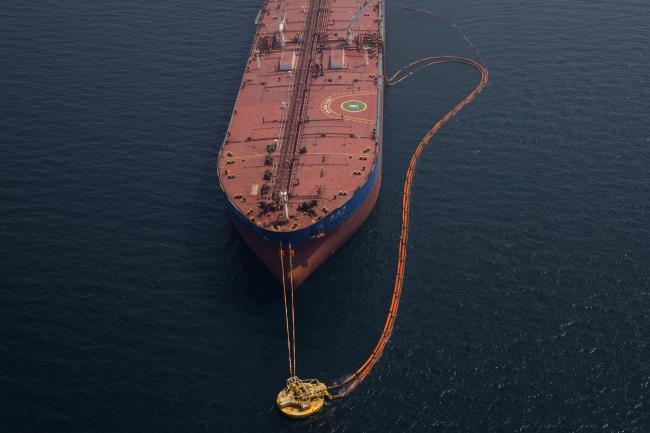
[218,0,385,286]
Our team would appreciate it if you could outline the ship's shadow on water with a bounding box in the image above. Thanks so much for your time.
[184,160,278,305]
[229,236,279,300]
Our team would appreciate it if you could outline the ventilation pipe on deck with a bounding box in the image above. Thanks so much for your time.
[281,191,290,221]
[279,12,287,48]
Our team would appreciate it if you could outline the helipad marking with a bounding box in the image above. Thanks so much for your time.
[340,100,368,113]
[321,92,376,124]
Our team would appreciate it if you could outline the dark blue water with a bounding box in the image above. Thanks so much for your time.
[2,0,649,431]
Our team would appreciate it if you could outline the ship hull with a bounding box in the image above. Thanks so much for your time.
[230,162,381,287]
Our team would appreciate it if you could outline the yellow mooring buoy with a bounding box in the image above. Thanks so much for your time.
[276,377,331,419]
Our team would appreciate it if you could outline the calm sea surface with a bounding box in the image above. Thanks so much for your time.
[1,0,649,431]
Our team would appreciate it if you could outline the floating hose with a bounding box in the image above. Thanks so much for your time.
[327,8,490,398]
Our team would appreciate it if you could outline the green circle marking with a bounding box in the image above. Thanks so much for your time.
[341,100,367,113]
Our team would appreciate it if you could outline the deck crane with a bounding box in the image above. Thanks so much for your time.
[346,0,371,45]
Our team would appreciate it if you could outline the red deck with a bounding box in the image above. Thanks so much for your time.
[218,0,383,234]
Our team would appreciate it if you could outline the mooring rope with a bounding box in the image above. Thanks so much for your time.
[288,244,297,376]
[278,243,299,379]
[327,8,490,398]
[278,245,295,377]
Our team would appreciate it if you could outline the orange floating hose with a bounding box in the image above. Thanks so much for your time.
[328,11,490,397]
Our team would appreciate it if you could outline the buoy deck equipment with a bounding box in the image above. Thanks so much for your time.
[276,377,332,419]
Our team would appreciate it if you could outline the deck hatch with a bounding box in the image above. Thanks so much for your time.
[279,50,296,71]
[329,49,346,69]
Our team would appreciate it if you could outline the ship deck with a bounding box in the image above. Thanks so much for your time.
[218,0,383,234]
